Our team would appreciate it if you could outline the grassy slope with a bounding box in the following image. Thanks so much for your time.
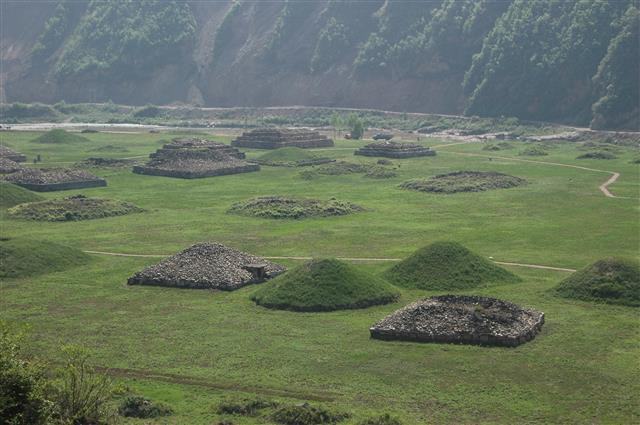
[0,130,638,423]
[383,241,520,290]
[31,129,90,144]
[251,258,400,311]
[255,146,319,163]
[555,257,640,306]
[0,238,91,278]
[0,181,44,207]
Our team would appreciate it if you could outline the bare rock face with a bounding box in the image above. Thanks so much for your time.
[0,145,27,162]
[231,128,334,149]
[127,242,286,290]
[133,137,259,178]
[370,295,544,347]
[3,168,106,191]
[354,141,435,158]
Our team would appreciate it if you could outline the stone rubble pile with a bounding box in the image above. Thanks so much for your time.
[127,242,286,290]
[0,145,27,162]
[370,295,544,347]
[133,138,259,178]
[231,128,334,149]
[3,168,107,192]
[354,141,436,158]
[0,158,23,174]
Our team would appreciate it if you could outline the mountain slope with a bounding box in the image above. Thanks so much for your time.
[1,0,636,129]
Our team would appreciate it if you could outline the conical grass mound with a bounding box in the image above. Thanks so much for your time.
[254,147,331,166]
[31,129,89,144]
[0,238,91,279]
[0,182,43,208]
[251,258,400,312]
[555,258,639,306]
[384,241,520,290]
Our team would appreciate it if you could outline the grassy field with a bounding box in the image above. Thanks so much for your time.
[1,129,639,424]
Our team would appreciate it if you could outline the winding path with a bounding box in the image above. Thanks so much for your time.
[82,250,576,272]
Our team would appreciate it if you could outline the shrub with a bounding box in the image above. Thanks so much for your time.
[118,395,173,418]
[272,403,350,425]
[519,146,548,156]
[358,414,403,425]
[0,322,54,425]
[133,104,162,118]
[51,346,114,425]
[217,398,277,416]
[576,151,617,160]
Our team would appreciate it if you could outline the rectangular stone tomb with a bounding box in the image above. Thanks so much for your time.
[355,141,436,158]
[133,137,259,179]
[231,128,334,149]
[0,146,27,162]
[3,168,107,192]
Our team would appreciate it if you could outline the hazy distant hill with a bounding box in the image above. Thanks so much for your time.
[1,0,637,130]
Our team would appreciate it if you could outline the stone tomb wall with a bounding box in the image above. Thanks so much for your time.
[232,129,334,149]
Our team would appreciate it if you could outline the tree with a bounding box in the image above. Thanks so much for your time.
[347,113,364,139]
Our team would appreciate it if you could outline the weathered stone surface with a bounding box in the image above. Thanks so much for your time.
[0,158,22,174]
[3,168,106,192]
[370,295,544,347]
[355,141,435,158]
[133,137,259,178]
[231,128,334,149]
[127,242,286,290]
[0,145,27,162]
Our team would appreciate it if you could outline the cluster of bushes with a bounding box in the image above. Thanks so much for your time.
[227,196,363,220]
[1,322,174,425]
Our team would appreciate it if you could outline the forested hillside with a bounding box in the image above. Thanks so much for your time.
[1,0,637,129]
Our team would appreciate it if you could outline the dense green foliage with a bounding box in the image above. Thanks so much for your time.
[252,259,400,311]
[53,0,196,78]
[211,1,242,66]
[555,258,640,307]
[118,395,173,418]
[271,403,350,425]
[0,182,44,208]
[358,414,403,425]
[384,241,521,290]
[8,194,144,222]
[0,238,90,279]
[0,323,53,425]
[30,129,88,144]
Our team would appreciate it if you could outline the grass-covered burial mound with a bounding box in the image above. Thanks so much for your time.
[0,238,90,279]
[251,259,400,312]
[400,171,526,194]
[31,129,89,144]
[253,147,333,167]
[555,258,639,306]
[128,242,286,290]
[8,194,143,221]
[0,182,43,208]
[370,295,544,347]
[576,151,617,160]
[228,196,363,219]
[384,241,520,290]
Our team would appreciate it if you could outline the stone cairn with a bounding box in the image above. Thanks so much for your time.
[3,168,106,192]
[133,138,259,179]
[370,295,544,347]
[231,128,334,149]
[354,141,435,158]
[127,242,286,290]
[0,158,23,174]
[0,145,27,162]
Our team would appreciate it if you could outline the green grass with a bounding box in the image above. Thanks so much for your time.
[227,196,363,219]
[555,258,640,306]
[8,195,143,222]
[383,241,521,290]
[399,171,526,194]
[0,182,44,208]
[30,129,89,144]
[254,147,329,166]
[0,238,91,279]
[0,130,638,424]
[252,259,400,312]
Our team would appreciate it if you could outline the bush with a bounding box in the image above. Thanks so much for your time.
[358,414,403,425]
[576,151,617,160]
[118,395,173,418]
[217,398,277,416]
[519,146,548,156]
[133,104,162,118]
[272,403,350,425]
[51,346,114,425]
[348,113,364,139]
[0,322,54,425]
